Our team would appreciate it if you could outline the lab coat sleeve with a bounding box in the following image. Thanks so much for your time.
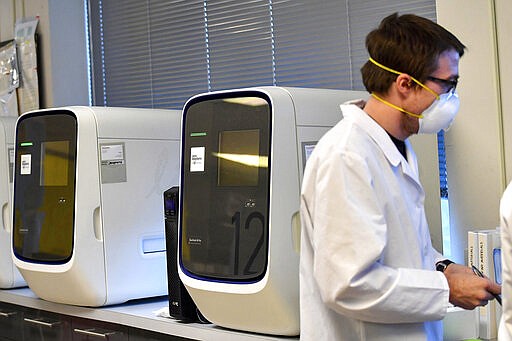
[499,183,512,340]
[307,149,449,324]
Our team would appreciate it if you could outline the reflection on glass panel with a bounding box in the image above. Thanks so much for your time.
[40,141,69,187]
[217,129,260,187]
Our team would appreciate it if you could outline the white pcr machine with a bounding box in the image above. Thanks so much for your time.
[178,87,367,335]
[12,106,181,306]
[0,116,25,289]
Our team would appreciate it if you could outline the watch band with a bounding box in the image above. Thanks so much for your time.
[436,259,454,272]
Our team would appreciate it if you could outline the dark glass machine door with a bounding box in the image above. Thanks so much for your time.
[13,111,77,263]
[181,93,271,282]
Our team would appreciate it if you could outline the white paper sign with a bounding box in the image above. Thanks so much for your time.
[20,154,31,175]
[101,144,124,161]
[190,147,205,172]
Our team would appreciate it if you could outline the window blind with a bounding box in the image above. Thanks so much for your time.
[88,0,208,109]
[272,0,352,88]
[148,0,208,108]
[88,0,436,108]
[89,1,153,107]
[207,0,274,91]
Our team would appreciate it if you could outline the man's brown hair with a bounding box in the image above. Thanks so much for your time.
[361,13,466,94]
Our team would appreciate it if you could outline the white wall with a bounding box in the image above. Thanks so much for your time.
[410,134,443,253]
[0,0,14,40]
[436,0,508,264]
[495,0,512,184]
[0,0,88,111]
[47,0,88,107]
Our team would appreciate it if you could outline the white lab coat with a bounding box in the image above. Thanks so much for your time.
[499,182,512,341]
[300,104,450,340]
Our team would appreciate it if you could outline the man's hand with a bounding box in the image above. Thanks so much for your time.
[443,263,501,310]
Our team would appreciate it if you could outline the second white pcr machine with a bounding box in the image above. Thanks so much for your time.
[178,86,367,335]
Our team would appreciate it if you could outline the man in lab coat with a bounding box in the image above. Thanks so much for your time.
[499,183,512,340]
[300,13,501,340]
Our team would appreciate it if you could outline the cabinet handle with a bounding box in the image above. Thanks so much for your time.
[23,317,61,328]
[73,328,119,339]
[0,311,17,317]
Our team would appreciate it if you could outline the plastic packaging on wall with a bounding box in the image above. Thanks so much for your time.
[0,39,19,116]
[15,17,39,114]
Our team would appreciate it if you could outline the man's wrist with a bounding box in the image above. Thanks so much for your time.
[436,259,454,272]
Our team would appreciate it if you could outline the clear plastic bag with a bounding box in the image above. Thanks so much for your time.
[15,17,39,114]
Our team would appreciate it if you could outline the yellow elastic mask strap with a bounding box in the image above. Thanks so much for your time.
[371,93,423,119]
[368,57,439,100]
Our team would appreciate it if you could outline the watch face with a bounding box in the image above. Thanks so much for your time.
[436,260,453,272]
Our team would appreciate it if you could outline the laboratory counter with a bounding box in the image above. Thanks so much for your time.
[0,287,299,340]
[0,287,488,340]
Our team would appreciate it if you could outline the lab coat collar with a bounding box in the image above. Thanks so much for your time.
[340,104,421,185]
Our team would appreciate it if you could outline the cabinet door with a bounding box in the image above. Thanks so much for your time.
[129,328,193,341]
[72,319,128,341]
[22,310,72,340]
[0,302,23,341]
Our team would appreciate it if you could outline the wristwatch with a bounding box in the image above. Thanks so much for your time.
[436,259,454,272]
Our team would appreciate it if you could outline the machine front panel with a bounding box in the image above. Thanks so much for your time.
[181,93,271,282]
[13,111,77,263]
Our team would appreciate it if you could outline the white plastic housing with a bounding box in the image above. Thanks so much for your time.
[0,116,25,289]
[178,87,367,335]
[12,106,181,306]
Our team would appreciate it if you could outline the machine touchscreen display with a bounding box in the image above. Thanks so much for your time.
[181,93,271,282]
[13,112,77,263]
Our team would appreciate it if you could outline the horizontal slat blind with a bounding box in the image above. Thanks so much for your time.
[90,1,152,107]
[88,0,436,108]
[148,0,208,108]
[272,0,352,89]
[206,0,274,91]
[89,0,208,109]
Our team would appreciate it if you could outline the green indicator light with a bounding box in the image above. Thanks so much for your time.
[20,142,33,147]
[190,132,207,137]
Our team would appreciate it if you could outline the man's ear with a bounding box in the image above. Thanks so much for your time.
[395,74,414,94]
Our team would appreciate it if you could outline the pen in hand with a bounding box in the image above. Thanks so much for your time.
[471,265,502,306]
